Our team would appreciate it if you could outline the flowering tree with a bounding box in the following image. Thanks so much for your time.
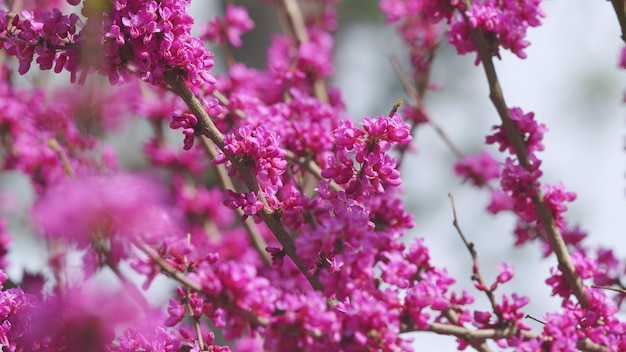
[0,0,624,351]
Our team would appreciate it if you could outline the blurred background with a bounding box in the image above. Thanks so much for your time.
[1,0,625,350]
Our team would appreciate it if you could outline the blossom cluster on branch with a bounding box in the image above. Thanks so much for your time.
[0,0,623,351]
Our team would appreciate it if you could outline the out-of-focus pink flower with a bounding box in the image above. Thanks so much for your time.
[454,151,501,187]
[19,284,165,352]
[201,5,254,48]
[32,173,179,249]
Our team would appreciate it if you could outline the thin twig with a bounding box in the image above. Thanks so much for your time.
[48,138,75,177]
[418,321,606,352]
[458,0,588,309]
[0,35,80,50]
[590,285,626,295]
[163,71,322,291]
[184,287,205,350]
[139,242,201,291]
[448,193,500,318]
[524,314,545,325]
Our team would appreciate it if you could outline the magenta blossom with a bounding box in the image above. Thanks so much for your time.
[454,151,501,187]
[202,5,254,48]
[32,173,179,250]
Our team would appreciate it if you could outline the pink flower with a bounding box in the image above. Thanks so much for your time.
[495,262,514,284]
[486,107,546,157]
[32,173,179,251]
[214,124,287,190]
[16,284,165,352]
[447,0,544,60]
[201,5,254,48]
[487,189,514,214]
[454,151,501,187]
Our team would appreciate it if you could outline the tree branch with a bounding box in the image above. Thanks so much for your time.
[199,137,272,267]
[428,322,539,341]
[138,242,270,327]
[459,1,588,309]
[163,71,322,291]
[448,194,500,316]
[610,0,626,43]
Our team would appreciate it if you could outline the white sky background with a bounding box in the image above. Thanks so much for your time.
[0,0,624,350]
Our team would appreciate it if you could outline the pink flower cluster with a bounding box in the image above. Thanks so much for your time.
[322,114,412,196]
[201,5,254,48]
[380,0,447,74]
[2,8,80,75]
[170,96,222,150]
[454,150,501,187]
[99,0,216,85]
[0,0,624,351]
[214,124,288,190]
[32,173,180,275]
[448,0,545,60]
[1,0,216,85]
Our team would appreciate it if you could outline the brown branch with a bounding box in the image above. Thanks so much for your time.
[137,242,270,327]
[590,284,626,295]
[184,286,206,350]
[578,339,608,352]
[423,322,607,352]
[448,193,500,317]
[0,35,80,51]
[279,0,308,44]
[164,72,225,149]
[163,71,322,291]
[139,242,202,291]
[48,138,76,177]
[427,322,540,341]
[610,0,626,43]
[277,0,328,103]
[199,137,272,267]
[458,0,588,309]
[442,308,492,352]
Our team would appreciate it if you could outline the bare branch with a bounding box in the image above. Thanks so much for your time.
[448,193,500,317]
